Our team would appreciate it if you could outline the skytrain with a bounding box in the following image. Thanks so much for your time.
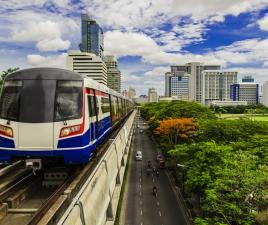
[0,68,133,165]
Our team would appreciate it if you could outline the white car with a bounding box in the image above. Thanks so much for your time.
[135,151,142,161]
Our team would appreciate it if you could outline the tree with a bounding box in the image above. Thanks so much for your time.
[0,68,19,92]
[169,142,268,224]
[154,118,198,145]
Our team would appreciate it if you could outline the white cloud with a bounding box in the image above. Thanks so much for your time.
[86,0,268,30]
[0,10,79,52]
[27,53,67,68]
[104,31,160,57]
[36,38,70,51]
[11,20,61,42]
[10,20,71,51]
[257,14,268,31]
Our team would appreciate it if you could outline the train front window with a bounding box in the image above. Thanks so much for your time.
[19,79,56,123]
[0,80,22,121]
[54,81,83,122]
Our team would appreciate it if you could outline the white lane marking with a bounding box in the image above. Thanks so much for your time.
[139,184,142,189]
[140,178,142,182]
[153,178,155,183]
[140,200,143,205]
[141,210,143,215]
[158,211,162,217]
[157,201,160,206]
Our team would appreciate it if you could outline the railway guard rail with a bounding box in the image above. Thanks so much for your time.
[56,110,136,225]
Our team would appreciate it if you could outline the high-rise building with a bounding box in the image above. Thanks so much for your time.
[103,55,121,93]
[79,14,104,58]
[242,75,254,83]
[67,50,107,85]
[263,81,268,106]
[203,70,238,104]
[231,82,259,105]
[165,71,190,100]
[166,63,221,103]
[148,88,158,102]
[128,87,136,99]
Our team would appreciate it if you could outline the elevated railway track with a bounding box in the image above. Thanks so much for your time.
[0,110,136,225]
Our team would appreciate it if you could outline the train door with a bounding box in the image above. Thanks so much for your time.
[18,79,55,150]
[87,89,98,144]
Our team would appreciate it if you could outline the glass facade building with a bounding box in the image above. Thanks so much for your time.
[80,14,104,58]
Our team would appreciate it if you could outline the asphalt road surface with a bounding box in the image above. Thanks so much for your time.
[121,115,189,225]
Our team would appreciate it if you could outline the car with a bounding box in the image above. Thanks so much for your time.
[139,129,143,133]
[135,151,142,161]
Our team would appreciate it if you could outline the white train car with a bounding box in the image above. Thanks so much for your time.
[0,68,133,165]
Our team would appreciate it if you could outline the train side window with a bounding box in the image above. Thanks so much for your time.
[101,97,110,113]
[118,97,122,116]
[110,95,118,122]
[88,95,96,117]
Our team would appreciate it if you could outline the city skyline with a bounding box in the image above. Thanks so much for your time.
[1,1,268,95]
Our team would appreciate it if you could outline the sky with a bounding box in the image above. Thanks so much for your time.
[1,1,268,95]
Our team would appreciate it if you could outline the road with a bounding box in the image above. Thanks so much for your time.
[121,115,189,225]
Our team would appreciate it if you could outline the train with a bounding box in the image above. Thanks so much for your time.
[0,68,133,165]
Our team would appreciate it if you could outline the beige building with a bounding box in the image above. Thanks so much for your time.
[103,55,121,93]
[148,88,158,102]
[128,87,136,99]
[67,50,107,85]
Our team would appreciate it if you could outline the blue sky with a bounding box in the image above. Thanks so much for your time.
[1,0,268,95]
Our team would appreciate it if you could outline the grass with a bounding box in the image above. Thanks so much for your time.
[218,114,268,121]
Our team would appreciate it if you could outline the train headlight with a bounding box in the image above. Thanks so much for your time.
[0,125,13,137]
[60,125,82,138]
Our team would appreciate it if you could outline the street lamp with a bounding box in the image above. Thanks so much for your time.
[177,164,187,195]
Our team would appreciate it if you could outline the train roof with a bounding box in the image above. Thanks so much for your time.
[5,67,86,81]
[5,67,129,100]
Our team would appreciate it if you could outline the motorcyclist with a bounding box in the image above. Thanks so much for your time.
[153,186,157,197]
[156,169,159,177]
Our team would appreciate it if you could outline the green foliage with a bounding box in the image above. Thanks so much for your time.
[210,104,268,114]
[0,68,19,92]
[198,119,268,143]
[169,141,268,224]
[141,101,216,123]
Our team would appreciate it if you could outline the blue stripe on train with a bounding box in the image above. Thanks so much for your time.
[0,130,111,164]
[0,116,112,164]
[0,146,95,164]
[0,136,15,148]
[57,116,111,148]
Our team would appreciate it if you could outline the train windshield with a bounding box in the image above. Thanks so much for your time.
[0,80,83,123]
[54,81,83,122]
[0,80,22,121]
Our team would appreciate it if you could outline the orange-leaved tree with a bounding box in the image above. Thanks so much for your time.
[154,118,198,145]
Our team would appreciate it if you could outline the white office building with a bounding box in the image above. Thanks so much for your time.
[167,63,221,102]
[165,71,190,101]
[67,50,107,85]
[203,70,238,104]
[230,82,259,105]
[263,81,268,107]
[148,88,158,102]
